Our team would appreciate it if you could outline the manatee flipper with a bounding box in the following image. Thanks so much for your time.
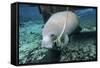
[64,35,69,45]
[56,38,62,47]
[60,35,69,49]
[56,34,69,49]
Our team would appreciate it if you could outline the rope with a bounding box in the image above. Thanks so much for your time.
[53,7,69,45]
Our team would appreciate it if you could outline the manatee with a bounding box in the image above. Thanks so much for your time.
[41,11,80,49]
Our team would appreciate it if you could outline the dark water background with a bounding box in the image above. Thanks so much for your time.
[19,4,96,64]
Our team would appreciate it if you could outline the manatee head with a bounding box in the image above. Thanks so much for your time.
[41,34,57,49]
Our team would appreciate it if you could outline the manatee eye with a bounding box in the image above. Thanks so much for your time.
[50,34,55,37]
[50,34,57,40]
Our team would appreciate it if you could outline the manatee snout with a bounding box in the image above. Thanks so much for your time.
[41,34,57,49]
[41,36,53,49]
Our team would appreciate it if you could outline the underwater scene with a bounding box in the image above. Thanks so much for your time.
[19,4,97,64]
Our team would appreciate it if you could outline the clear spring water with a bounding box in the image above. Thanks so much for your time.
[19,5,96,64]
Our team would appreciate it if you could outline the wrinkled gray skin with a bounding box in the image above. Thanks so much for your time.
[42,11,79,49]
